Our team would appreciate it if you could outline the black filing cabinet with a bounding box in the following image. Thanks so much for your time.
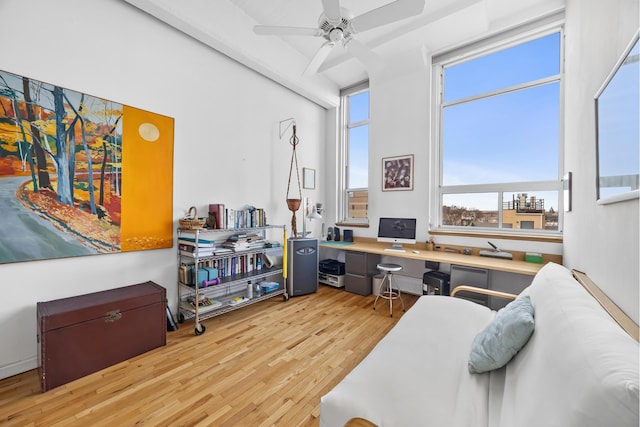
[345,251,380,296]
[423,270,451,296]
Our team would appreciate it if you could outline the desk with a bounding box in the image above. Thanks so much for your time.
[320,239,544,276]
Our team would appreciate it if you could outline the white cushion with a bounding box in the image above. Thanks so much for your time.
[496,263,639,427]
[468,295,535,373]
[320,296,495,427]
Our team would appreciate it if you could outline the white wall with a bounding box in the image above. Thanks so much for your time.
[368,47,431,239]
[563,0,639,323]
[0,0,327,379]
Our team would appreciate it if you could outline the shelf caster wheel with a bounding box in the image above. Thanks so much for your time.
[283,293,289,302]
[195,324,206,336]
[178,313,185,323]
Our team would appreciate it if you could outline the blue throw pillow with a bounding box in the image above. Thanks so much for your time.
[468,295,535,374]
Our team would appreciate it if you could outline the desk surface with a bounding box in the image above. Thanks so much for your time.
[320,240,544,276]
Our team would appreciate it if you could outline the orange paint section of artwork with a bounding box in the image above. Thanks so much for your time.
[121,105,174,251]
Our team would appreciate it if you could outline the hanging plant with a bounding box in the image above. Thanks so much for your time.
[286,124,302,237]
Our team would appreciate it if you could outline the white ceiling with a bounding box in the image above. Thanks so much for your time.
[122,0,565,108]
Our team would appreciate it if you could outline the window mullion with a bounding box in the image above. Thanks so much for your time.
[442,180,560,194]
[442,74,561,109]
[498,192,504,227]
[348,119,369,128]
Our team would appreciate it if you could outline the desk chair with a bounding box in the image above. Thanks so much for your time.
[373,263,405,317]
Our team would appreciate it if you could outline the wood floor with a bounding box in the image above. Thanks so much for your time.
[0,285,418,426]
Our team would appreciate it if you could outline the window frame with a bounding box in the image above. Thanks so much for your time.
[339,81,370,225]
[430,19,565,237]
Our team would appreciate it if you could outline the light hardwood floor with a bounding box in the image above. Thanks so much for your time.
[0,285,418,426]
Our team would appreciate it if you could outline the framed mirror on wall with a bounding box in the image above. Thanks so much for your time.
[595,30,639,204]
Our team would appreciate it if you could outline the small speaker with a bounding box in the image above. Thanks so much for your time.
[327,227,333,241]
[333,227,341,241]
[343,229,353,242]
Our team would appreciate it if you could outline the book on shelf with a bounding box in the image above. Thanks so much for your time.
[178,243,216,253]
[222,232,266,252]
[178,237,215,247]
[204,204,272,230]
[180,297,222,314]
[180,248,215,258]
[223,242,250,251]
[229,296,250,306]
[208,203,226,229]
[213,247,233,255]
[179,264,190,284]
[210,205,268,229]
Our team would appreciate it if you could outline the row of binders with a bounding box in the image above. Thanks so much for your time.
[179,253,266,286]
[210,253,265,278]
[208,203,268,229]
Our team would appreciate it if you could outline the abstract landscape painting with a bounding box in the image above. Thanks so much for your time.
[0,69,174,264]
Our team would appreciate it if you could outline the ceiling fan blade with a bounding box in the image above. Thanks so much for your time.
[254,25,323,37]
[345,38,385,73]
[321,0,342,25]
[350,0,425,33]
[303,41,335,76]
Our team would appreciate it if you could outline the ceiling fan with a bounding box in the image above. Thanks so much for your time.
[253,0,426,75]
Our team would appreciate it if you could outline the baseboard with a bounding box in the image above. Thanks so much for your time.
[0,356,37,380]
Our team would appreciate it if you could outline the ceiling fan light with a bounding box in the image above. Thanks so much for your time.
[329,28,344,43]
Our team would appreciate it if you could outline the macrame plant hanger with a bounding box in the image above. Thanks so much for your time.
[286,124,302,238]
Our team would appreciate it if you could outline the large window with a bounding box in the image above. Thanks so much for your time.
[340,83,369,223]
[434,28,564,234]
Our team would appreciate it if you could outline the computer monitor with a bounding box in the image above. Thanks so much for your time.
[377,217,417,251]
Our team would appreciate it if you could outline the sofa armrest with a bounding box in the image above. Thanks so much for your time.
[572,269,639,341]
[345,418,377,427]
[451,285,517,301]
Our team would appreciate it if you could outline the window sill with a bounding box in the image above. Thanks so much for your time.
[429,228,563,243]
[597,189,639,205]
[336,221,369,228]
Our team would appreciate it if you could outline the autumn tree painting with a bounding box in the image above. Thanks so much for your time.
[0,69,173,264]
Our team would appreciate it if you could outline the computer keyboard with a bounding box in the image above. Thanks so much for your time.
[384,248,406,253]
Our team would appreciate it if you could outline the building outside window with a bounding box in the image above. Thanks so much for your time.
[433,25,564,234]
[340,83,369,223]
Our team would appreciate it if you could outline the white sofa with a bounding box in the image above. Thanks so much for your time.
[320,263,639,427]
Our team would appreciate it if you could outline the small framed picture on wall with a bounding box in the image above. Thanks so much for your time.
[303,167,316,189]
[382,154,414,191]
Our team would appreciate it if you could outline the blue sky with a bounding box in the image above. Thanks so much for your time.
[443,33,561,187]
[442,32,561,211]
[348,91,369,189]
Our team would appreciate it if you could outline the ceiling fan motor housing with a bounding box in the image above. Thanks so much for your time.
[319,8,354,42]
